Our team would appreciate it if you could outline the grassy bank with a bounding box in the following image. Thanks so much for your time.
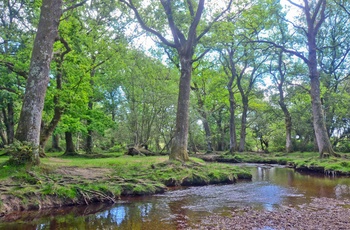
[201,151,350,175]
[0,153,251,216]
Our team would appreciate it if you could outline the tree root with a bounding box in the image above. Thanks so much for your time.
[76,188,117,204]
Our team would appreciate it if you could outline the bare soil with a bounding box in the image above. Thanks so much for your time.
[54,166,113,180]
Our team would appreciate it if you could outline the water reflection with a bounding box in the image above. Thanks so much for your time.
[2,164,350,229]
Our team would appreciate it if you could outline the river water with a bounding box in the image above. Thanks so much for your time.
[1,164,350,229]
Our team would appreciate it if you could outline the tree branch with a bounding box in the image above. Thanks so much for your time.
[160,0,185,46]
[197,0,234,42]
[0,87,18,94]
[188,0,205,46]
[63,0,88,13]
[192,48,210,63]
[314,0,326,34]
[334,0,350,16]
[287,0,304,10]
[251,40,309,64]
[120,0,176,48]
[186,0,195,17]
[0,60,28,79]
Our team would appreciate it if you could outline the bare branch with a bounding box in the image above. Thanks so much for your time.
[120,0,176,48]
[334,0,350,16]
[59,36,72,59]
[286,81,310,93]
[251,40,309,64]
[192,48,210,63]
[287,0,304,10]
[63,0,88,13]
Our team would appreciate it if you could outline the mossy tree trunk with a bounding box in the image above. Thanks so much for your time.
[14,0,62,165]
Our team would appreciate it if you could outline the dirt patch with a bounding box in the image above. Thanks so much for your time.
[188,197,350,229]
[54,167,112,180]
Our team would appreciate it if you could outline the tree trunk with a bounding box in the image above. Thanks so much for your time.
[6,102,14,144]
[170,56,191,161]
[278,95,293,153]
[306,2,337,157]
[39,99,63,153]
[40,36,68,153]
[14,0,62,165]
[52,134,62,151]
[239,98,248,152]
[64,132,77,155]
[86,67,95,154]
[202,117,213,153]
[310,76,337,157]
[214,110,225,152]
[2,102,15,145]
[0,129,6,147]
[194,84,213,153]
[228,74,237,153]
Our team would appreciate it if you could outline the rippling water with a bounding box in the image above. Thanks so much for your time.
[2,164,350,229]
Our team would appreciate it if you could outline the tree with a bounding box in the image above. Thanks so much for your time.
[39,37,71,154]
[269,50,294,153]
[258,0,339,157]
[14,0,63,164]
[317,1,350,147]
[120,0,233,161]
[0,0,37,146]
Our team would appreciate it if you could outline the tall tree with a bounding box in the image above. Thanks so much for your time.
[258,0,339,157]
[269,49,293,152]
[15,0,63,164]
[120,0,232,161]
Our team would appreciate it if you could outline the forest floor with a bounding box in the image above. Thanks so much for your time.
[0,154,251,217]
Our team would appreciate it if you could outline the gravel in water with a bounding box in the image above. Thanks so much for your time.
[188,197,350,230]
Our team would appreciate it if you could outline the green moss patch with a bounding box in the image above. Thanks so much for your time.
[0,155,251,216]
[202,152,350,176]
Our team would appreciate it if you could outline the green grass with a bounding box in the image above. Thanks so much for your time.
[0,153,252,213]
[218,151,350,175]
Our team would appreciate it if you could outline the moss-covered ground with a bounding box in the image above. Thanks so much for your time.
[0,153,251,216]
[205,151,350,175]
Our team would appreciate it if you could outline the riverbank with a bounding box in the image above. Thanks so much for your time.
[0,154,251,217]
[188,197,350,229]
[195,151,350,176]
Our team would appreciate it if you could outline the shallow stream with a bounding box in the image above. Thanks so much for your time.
[2,164,350,229]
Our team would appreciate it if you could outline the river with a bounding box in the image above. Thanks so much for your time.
[1,164,350,229]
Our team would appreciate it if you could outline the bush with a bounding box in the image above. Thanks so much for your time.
[108,144,124,153]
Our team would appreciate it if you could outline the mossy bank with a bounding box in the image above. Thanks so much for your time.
[0,154,251,217]
[197,151,350,176]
